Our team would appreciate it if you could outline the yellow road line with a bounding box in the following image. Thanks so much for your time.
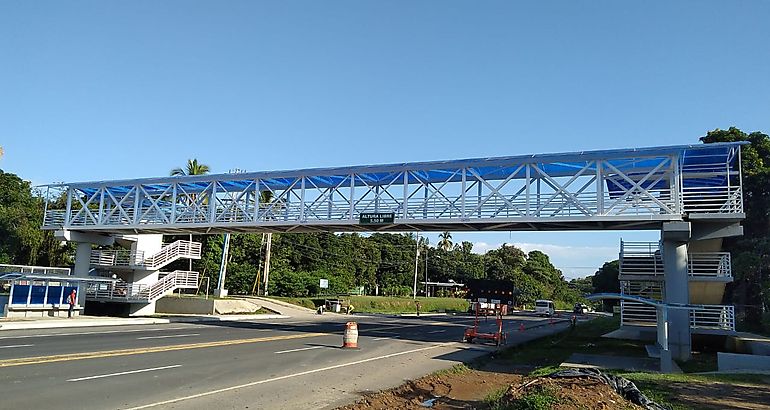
[0,332,328,368]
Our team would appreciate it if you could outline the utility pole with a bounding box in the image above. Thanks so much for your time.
[262,232,272,296]
[413,232,420,299]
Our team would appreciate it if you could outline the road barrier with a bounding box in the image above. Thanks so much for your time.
[343,322,358,349]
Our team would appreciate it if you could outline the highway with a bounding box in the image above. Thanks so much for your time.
[0,313,573,409]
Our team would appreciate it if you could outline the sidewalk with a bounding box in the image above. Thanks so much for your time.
[0,313,288,331]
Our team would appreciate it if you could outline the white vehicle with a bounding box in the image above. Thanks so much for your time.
[535,299,555,317]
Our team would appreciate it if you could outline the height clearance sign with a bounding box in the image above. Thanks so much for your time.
[359,212,395,225]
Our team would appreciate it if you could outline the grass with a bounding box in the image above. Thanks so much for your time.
[483,387,510,409]
[273,295,469,314]
[484,385,560,410]
[500,316,647,368]
[432,363,471,376]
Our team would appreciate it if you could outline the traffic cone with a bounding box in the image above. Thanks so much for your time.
[519,323,525,332]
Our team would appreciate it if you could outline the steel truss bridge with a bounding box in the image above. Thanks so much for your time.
[41,142,745,234]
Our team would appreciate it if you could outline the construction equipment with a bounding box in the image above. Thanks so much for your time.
[463,302,507,346]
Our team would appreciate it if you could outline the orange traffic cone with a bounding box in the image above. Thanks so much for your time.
[519,323,525,332]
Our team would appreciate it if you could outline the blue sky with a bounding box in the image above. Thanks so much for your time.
[1,1,769,278]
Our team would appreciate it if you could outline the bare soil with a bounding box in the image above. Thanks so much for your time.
[337,366,645,409]
[338,368,523,409]
[659,379,770,410]
[337,363,770,410]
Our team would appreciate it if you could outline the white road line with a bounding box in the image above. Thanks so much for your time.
[428,330,446,334]
[125,343,453,410]
[274,346,326,354]
[0,344,34,349]
[136,333,199,340]
[67,365,182,382]
[0,326,192,340]
[373,335,400,341]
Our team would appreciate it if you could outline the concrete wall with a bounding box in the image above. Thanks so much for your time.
[156,297,215,315]
[689,282,727,304]
[718,352,770,371]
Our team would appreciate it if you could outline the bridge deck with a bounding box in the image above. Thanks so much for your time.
[41,142,745,234]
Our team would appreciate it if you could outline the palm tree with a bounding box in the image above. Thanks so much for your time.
[438,231,453,251]
[171,159,210,177]
[170,159,211,272]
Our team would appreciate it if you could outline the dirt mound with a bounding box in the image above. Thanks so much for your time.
[503,376,644,410]
[338,368,523,409]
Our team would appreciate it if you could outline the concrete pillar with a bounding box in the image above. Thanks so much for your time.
[662,222,692,361]
[74,242,92,277]
[73,242,92,308]
[128,235,163,316]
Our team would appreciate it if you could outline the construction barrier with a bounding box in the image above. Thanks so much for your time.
[343,321,358,349]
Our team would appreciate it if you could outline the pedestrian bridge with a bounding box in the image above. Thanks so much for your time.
[41,142,745,234]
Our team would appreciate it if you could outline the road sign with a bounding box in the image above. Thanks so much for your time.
[320,279,329,289]
[359,212,395,225]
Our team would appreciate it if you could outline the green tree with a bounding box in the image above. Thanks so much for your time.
[0,171,72,266]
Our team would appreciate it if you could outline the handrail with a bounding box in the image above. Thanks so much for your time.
[89,240,201,270]
[85,270,199,302]
[619,300,735,331]
[619,241,731,278]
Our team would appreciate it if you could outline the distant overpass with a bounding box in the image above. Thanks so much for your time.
[40,142,745,235]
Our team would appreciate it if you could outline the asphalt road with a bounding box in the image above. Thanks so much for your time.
[0,313,575,409]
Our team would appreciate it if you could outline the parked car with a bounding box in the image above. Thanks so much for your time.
[535,299,555,317]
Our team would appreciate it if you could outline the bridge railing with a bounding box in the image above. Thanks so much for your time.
[45,189,685,229]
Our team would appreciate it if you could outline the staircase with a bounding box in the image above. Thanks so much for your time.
[618,240,735,332]
[90,240,202,270]
[85,270,200,303]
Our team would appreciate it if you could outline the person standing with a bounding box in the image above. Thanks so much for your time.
[67,289,77,318]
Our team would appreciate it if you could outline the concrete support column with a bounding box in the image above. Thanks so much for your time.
[662,222,692,361]
[74,242,92,307]
[74,242,92,277]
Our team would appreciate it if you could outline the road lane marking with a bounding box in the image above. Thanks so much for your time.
[0,332,328,368]
[0,326,193,340]
[137,333,199,340]
[0,344,34,349]
[67,365,182,382]
[274,346,327,354]
[428,330,446,334]
[372,335,400,341]
[126,342,454,410]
